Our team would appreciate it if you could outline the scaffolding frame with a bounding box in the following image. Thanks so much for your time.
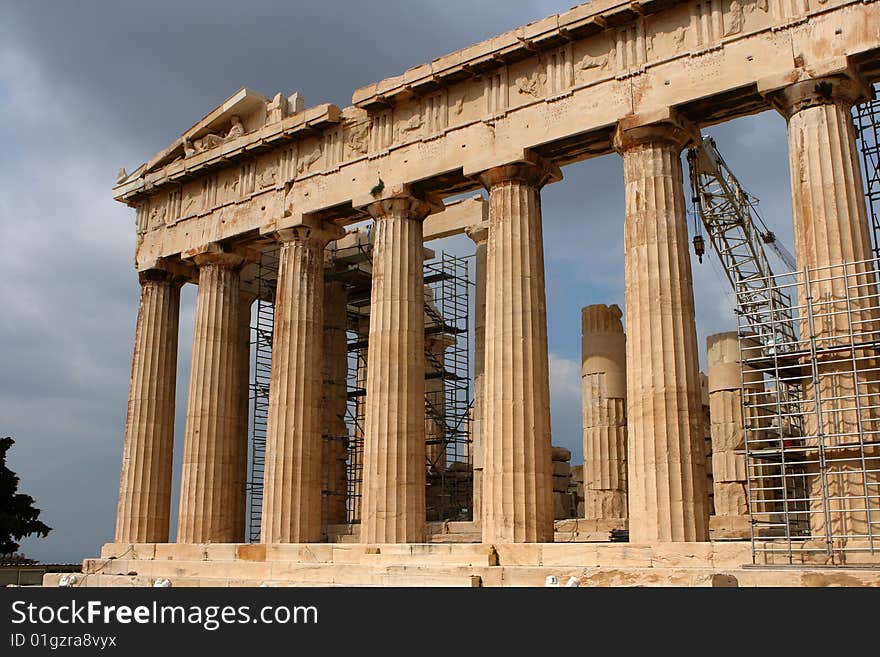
[854,84,880,260]
[336,236,473,524]
[423,253,472,522]
[737,258,880,565]
[246,230,473,532]
[247,247,279,542]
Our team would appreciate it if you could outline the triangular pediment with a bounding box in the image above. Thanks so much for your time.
[139,87,270,176]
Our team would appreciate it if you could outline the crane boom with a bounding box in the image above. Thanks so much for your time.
[686,136,798,357]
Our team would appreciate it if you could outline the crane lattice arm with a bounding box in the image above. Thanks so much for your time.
[686,136,797,355]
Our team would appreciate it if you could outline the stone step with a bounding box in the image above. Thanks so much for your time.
[95,541,754,569]
[74,560,486,587]
[326,520,480,543]
[553,532,612,543]
[44,563,880,588]
[429,532,481,543]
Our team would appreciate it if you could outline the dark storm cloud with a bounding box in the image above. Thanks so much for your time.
[0,1,797,561]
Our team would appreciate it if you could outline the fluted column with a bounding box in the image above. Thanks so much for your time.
[466,224,488,523]
[768,75,880,541]
[581,304,628,528]
[425,333,455,520]
[115,269,183,544]
[322,278,349,528]
[261,222,344,544]
[476,154,560,543]
[177,252,246,543]
[614,114,710,543]
[360,192,440,543]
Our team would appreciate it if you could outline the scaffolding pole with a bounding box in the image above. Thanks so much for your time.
[854,84,880,259]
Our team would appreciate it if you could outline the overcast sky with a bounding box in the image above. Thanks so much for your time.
[0,1,797,563]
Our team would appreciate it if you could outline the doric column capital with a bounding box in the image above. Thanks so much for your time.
[192,251,245,268]
[763,74,872,119]
[476,151,562,190]
[465,223,489,246]
[272,218,346,246]
[136,256,196,284]
[137,268,185,287]
[361,186,444,223]
[426,333,457,354]
[613,108,697,154]
[185,243,245,269]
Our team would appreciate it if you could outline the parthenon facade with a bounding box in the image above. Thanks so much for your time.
[73,0,880,586]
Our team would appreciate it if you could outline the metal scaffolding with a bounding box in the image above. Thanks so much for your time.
[245,229,473,535]
[247,247,279,542]
[423,253,472,522]
[690,122,880,565]
[854,84,880,259]
[335,234,473,524]
[737,259,880,564]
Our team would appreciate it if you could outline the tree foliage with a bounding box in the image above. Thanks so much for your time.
[0,436,51,556]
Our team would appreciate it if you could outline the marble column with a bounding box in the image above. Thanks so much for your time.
[465,224,488,523]
[360,192,439,543]
[177,252,247,543]
[425,332,455,520]
[322,278,349,528]
[115,269,183,544]
[707,331,754,539]
[261,222,344,544]
[768,75,880,541]
[614,114,710,543]
[477,154,560,543]
[581,304,628,528]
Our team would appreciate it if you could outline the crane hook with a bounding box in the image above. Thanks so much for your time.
[692,234,705,264]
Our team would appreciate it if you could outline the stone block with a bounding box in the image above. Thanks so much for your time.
[204,544,238,560]
[650,542,715,567]
[265,543,333,563]
[584,489,627,519]
[710,420,745,452]
[552,461,571,477]
[235,544,266,562]
[100,543,131,559]
[577,567,717,588]
[553,492,574,519]
[552,475,570,492]
[132,543,157,560]
[709,515,752,541]
[551,446,571,462]
[712,451,747,482]
[714,482,748,516]
[709,541,752,566]
[154,544,208,561]
[492,544,543,566]
[570,465,583,483]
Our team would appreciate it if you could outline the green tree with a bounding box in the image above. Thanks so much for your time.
[0,436,51,556]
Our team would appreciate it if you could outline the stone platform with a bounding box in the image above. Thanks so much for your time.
[42,542,880,588]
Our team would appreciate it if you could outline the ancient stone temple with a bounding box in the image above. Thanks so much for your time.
[45,0,880,587]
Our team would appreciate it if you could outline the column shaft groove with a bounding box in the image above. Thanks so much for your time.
[616,121,709,543]
[178,255,246,543]
[115,271,181,543]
